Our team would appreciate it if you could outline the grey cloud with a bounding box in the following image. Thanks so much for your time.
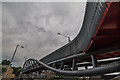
[2,2,86,67]
[25,21,46,33]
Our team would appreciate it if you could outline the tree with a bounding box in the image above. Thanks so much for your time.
[2,60,11,65]
[2,66,7,73]
[12,67,23,76]
[0,65,7,75]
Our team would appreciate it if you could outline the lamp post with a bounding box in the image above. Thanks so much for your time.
[5,44,24,78]
[58,33,71,43]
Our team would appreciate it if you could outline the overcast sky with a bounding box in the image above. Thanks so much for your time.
[2,2,86,67]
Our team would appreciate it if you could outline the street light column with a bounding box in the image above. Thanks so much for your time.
[5,44,24,78]
[58,33,71,43]
[10,44,19,62]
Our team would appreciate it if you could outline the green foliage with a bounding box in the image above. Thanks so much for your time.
[74,77,79,80]
[2,66,7,73]
[1,60,23,76]
[2,60,11,65]
[12,67,23,76]
[0,65,7,74]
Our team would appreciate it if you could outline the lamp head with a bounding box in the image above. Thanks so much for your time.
[58,33,60,35]
[21,46,24,48]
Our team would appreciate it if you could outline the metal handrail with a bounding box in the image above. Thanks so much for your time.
[22,58,120,76]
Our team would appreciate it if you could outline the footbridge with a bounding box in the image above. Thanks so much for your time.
[22,1,120,77]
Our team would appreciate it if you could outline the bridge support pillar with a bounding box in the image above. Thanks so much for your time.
[85,65,88,69]
[52,63,56,68]
[72,58,77,70]
[32,72,35,78]
[91,54,98,67]
[60,61,64,70]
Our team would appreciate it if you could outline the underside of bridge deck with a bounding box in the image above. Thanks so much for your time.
[87,2,120,60]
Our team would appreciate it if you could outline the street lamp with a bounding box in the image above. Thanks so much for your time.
[58,32,71,43]
[5,44,24,78]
